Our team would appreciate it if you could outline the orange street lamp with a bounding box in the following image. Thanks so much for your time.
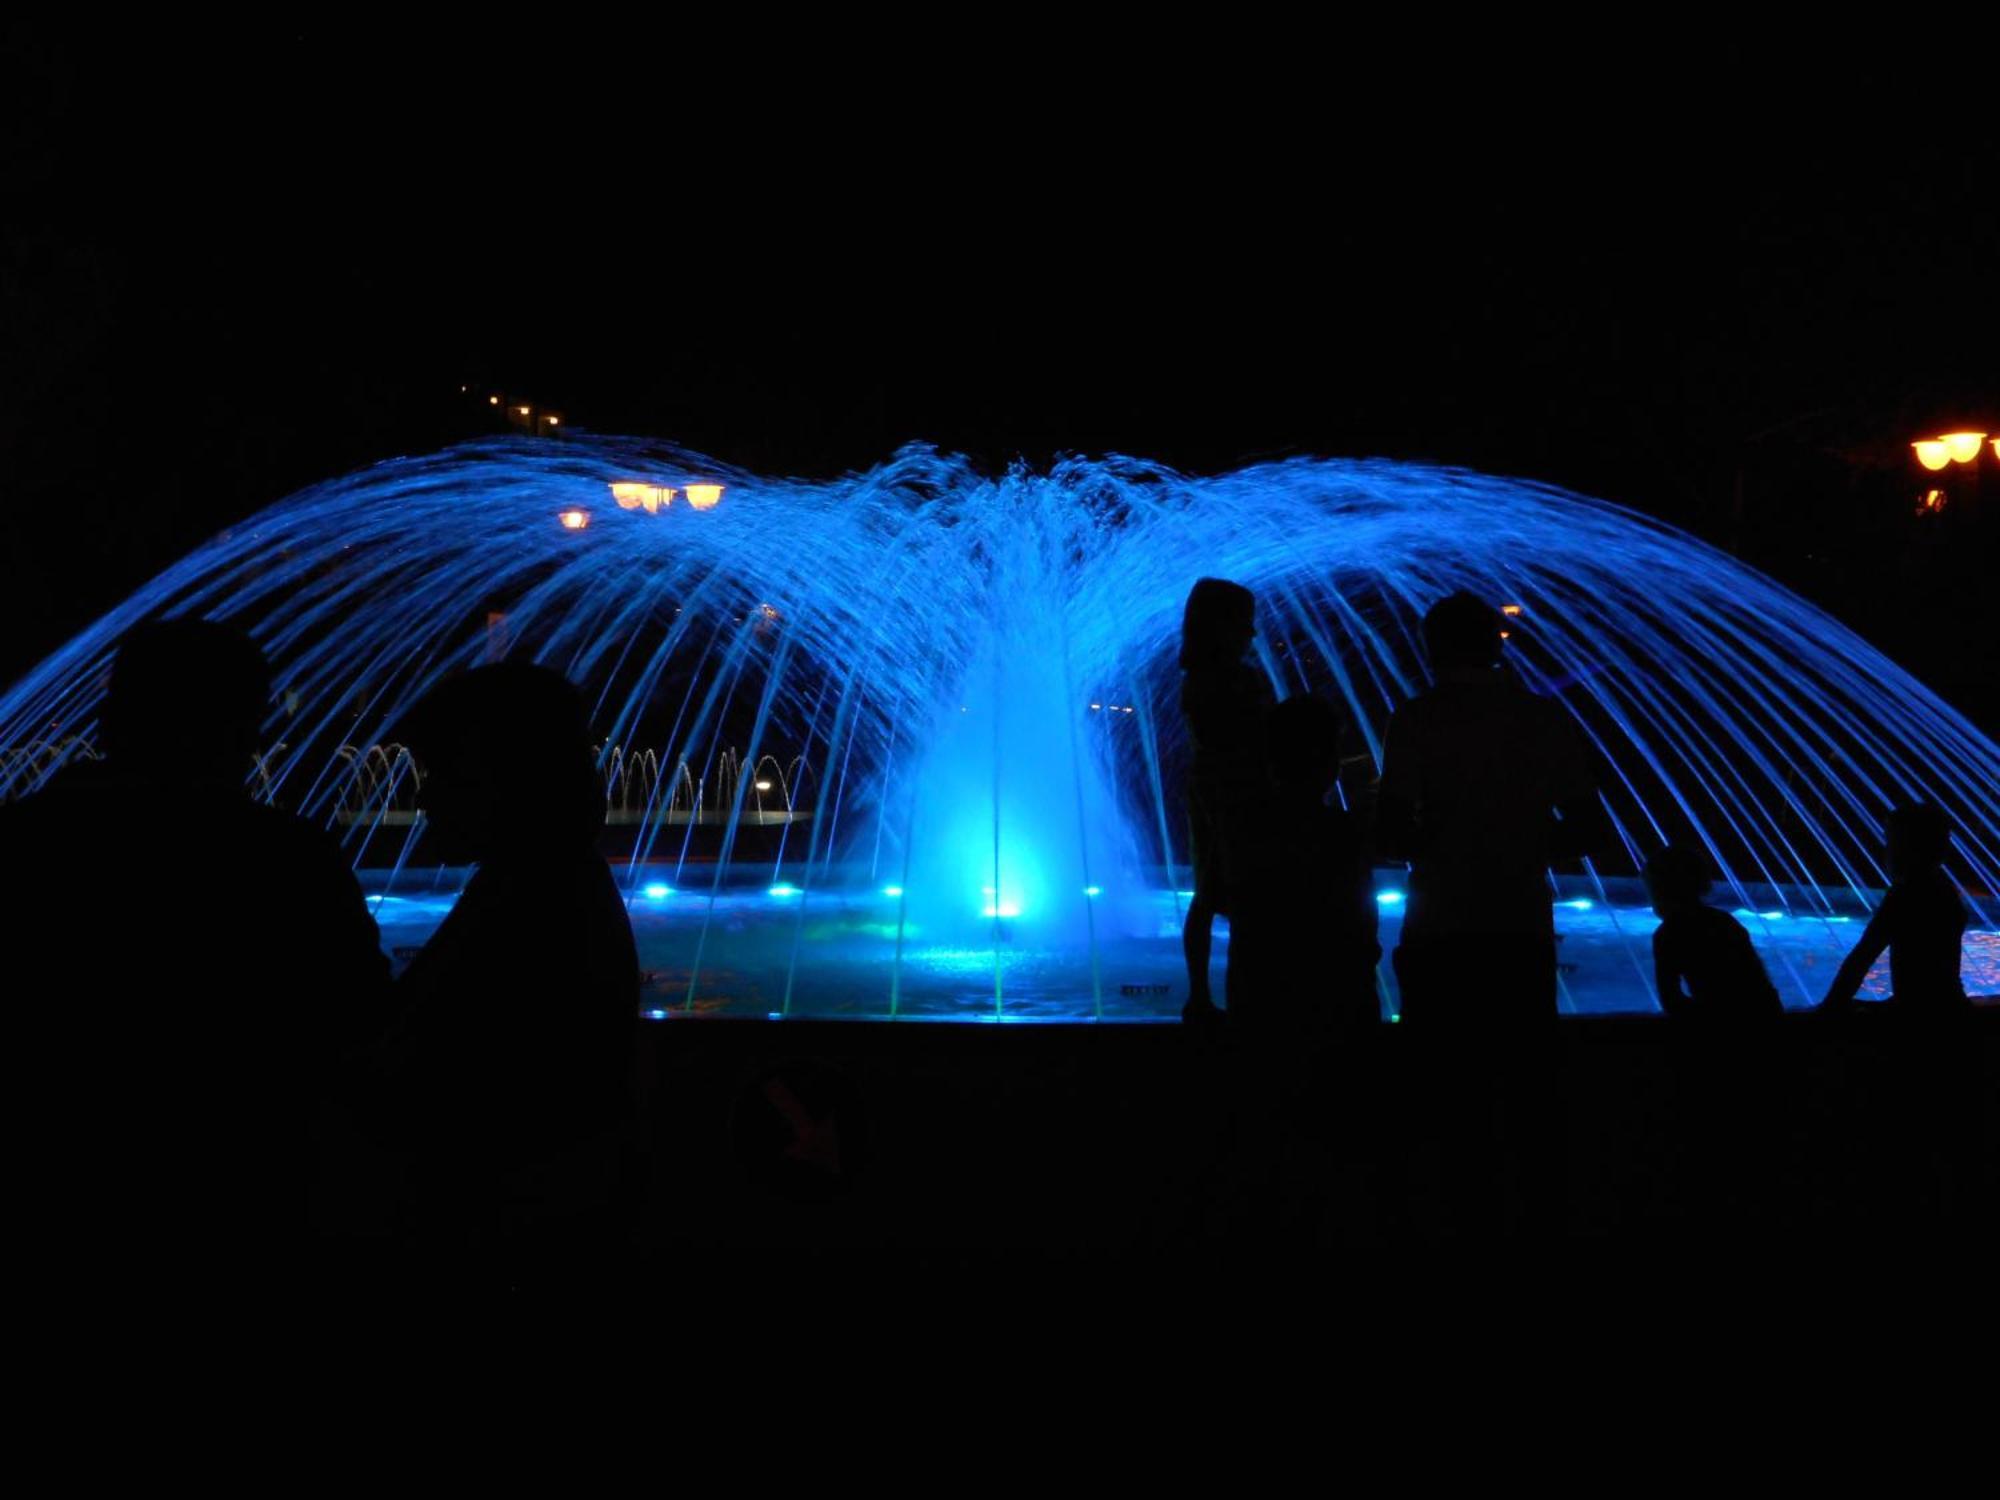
[1939,431,1988,464]
[685,483,724,510]
[610,482,673,513]
[559,508,590,530]
[1913,439,1953,471]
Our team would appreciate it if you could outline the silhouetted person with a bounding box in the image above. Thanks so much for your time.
[1644,845,1782,1231]
[1822,803,1968,1013]
[1178,578,1274,1027]
[0,618,390,1270]
[1222,694,1386,1246]
[1226,694,1379,1038]
[1820,805,1976,1231]
[1378,592,1603,1022]
[1645,844,1781,1021]
[366,663,640,1259]
[1377,592,1601,1240]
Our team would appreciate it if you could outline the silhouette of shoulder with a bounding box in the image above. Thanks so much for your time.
[1654,904,1780,1018]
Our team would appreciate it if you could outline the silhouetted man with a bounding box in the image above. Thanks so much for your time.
[0,618,390,1270]
[1376,592,1601,1240]
[1378,592,1602,1024]
[366,663,640,1260]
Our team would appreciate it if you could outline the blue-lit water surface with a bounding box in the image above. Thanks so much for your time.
[360,873,1999,1021]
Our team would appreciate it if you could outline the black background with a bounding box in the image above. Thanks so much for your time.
[5,29,1995,719]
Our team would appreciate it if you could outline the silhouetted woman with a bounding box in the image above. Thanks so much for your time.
[1178,578,1273,1026]
[372,663,640,1257]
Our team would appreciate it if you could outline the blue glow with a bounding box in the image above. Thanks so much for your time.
[642,882,672,899]
[644,1009,668,1020]
[1562,898,1595,911]
[1761,910,1786,920]
[1084,886,1102,897]
[4,432,1995,1019]
[982,903,1022,919]
[883,885,904,898]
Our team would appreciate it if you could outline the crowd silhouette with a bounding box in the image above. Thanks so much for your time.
[1172,577,1980,1244]
[0,586,1983,1280]
[0,628,643,1287]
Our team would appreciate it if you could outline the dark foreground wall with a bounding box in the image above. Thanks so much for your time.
[631,1010,1998,1260]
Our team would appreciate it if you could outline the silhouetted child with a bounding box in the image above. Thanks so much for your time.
[1178,577,1274,1027]
[1644,844,1781,1021]
[1643,846,1784,1230]
[1822,803,1968,1013]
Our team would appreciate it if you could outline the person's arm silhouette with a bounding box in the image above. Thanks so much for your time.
[1822,894,1895,1010]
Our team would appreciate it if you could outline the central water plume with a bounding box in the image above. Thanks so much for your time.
[2,436,1995,1016]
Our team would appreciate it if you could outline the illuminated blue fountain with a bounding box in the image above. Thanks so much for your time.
[3,437,1995,1017]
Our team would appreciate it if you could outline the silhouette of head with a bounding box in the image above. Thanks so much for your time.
[1885,803,1950,879]
[1422,591,1504,674]
[104,618,272,786]
[396,663,601,862]
[1270,693,1344,795]
[1643,844,1712,914]
[1179,578,1255,672]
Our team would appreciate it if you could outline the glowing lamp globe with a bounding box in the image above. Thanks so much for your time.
[610,482,672,514]
[1913,440,1952,471]
[1939,432,1988,464]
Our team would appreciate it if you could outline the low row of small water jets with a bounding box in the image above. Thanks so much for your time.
[322,742,807,828]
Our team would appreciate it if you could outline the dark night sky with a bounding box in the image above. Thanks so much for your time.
[4,31,1996,715]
